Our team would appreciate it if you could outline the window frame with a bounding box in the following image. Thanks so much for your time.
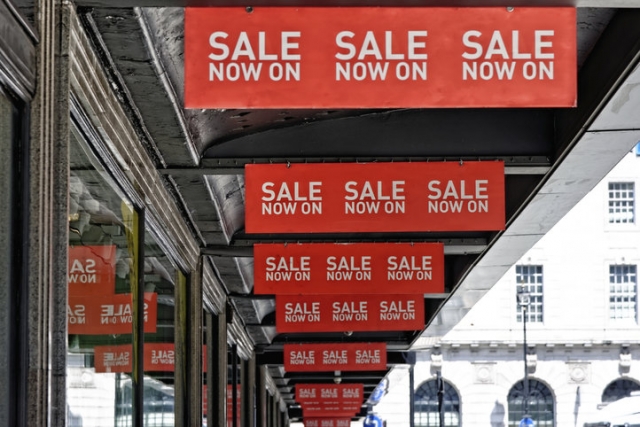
[607,263,638,323]
[69,98,192,427]
[507,378,555,427]
[605,179,637,228]
[414,378,461,427]
[515,264,545,324]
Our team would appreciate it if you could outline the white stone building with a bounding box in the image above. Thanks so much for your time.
[374,149,640,427]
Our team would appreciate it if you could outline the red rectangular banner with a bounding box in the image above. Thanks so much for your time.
[303,410,358,419]
[68,293,158,335]
[95,343,208,373]
[254,242,444,295]
[245,161,505,234]
[69,245,117,296]
[284,343,387,372]
[277,294,424,333]
[184,7,576,108]
[305,419,352,427]
[94,344,133,373]
[296,384,364,403]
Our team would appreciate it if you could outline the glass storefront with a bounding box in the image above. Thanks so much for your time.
[67,126,140,426]
[67,116,195,427]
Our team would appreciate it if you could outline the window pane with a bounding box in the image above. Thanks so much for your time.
[609,265,638,321]
[508,379,555,427]
[67,127,141,426]
[143,231,180,427]
[414,379,460,427]
[608,182,635,223]
[516,265,544,323]
[602,379,640,403]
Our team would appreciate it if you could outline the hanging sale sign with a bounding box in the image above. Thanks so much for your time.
[68,292,158,335]
[284,343,387,372]
[68,245,117,296]
[184,7,576,108]
[304,419,352,427]
[254,242,444,295]
[276,294,424,333]
[245,161,504,234]
[296,384,364,403]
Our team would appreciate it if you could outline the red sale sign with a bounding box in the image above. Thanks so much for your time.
[304,410,359,418]
[184,7,575,108]
[254,242,443,295]
[276,294,424,333]
[245,161,504,234]
[68,245,116,296]
[68,293,158,335]
[305,419,351,427]
[296,384,364,403]
[284,343,387,372]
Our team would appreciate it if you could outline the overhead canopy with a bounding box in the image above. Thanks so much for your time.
[61,1,640,420]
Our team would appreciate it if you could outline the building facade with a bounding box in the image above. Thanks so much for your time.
[376,151,640,427]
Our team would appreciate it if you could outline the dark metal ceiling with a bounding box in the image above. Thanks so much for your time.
[69,1,640,420]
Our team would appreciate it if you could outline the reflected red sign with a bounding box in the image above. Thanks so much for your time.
[305,419,352,427]
[184,7,576,108]
[284,343,387,372]
[254,242,444,295]
[95,343,208,373]
[245,161,504,234]
[94,344,133,373]
[277,294,424,333]
[68,293,158,335]
[68,245,117,296]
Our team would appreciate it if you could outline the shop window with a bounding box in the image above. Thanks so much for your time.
[414,379,460,427]
[142,229,182,427]
[507,379,554,427]
[67,126,142,426]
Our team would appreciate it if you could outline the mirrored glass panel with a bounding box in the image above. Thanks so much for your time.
[67,126,141,426]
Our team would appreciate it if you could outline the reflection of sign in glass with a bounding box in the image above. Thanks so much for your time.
[68,292,157,335]
[68,245,117,296]
[94,343,208,373]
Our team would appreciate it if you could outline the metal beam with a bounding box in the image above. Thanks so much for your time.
[202,239,488,256]
[161,156,551,177]
[74,1,636,8]
[203,109,554,160]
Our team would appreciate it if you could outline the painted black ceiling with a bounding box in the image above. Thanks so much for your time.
[70,1,640,420]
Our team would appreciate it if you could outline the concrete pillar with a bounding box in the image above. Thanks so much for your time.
[28,1,71,426]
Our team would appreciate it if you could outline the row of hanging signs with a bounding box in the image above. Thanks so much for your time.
[184,5,577,422]
[244,161,505,418]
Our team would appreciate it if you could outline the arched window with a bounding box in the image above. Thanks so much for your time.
[507,379,554,427]
[414,379,460,427]
[602,379,640,403]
